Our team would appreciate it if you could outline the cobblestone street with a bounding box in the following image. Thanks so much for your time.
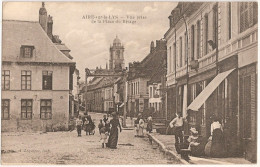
[1,113,179,165]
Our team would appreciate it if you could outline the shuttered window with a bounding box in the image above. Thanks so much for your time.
[240,2,258,33]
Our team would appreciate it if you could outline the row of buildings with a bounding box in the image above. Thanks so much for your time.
[84,2,257,162]
[85,37,167,119]
[2,3,83,132]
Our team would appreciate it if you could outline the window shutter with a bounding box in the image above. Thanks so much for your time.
[248,2,254,27]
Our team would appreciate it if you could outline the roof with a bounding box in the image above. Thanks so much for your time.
[55,44,71,51]
[2,20,75,64]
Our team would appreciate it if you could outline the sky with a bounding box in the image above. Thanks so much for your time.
[3,1,177,79]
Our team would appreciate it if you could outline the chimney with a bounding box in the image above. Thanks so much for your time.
[47,15,53,40]
[168,14,174,27]
[150,41,155,53]
[156,39,167,50]
[39,2,47,32]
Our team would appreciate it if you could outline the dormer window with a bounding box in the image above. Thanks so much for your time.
[20,45,34,58]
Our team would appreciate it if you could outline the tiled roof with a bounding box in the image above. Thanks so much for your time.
[2,20,74,64]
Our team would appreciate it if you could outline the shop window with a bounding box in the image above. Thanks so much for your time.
[40,99,52,119]
[42,71,52,90]
[21,99,32,119]
[2,70,10,90]
[21,71,31,90]
[2,99,10,119]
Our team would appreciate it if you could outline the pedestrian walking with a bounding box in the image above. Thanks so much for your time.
[146,115,153,133]
[107,112,122,149]
[134,117,140,137]
[103,115,108,124]
[100,126,109,148]
[138,114,145,137]
[98,119,104,135]
[169,112,185,154]
[76,115,83,137]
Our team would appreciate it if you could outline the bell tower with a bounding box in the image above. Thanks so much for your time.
[109,36,125,71]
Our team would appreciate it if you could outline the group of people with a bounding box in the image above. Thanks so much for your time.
[76,114,95,136]
[134,114,153,137]
[169,112,226,159]
[98,112,122,149]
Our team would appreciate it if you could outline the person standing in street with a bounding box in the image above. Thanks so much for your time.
[103,115,108,124]
[134,116,140,137]
[146,115,153,133]
[138,114,145,137]
[107,112,122,149]
[76,115,83,137]
[98,119,104,135]
[169,112,185,154]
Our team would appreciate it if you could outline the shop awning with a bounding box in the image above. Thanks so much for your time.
[119,103,124,108]
[187,69,235,111]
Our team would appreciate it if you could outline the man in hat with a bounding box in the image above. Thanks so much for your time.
[169,112,185,154]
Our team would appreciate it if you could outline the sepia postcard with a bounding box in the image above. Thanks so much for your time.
[1,1,258,165]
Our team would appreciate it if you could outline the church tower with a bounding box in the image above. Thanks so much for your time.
[109,36,125,71]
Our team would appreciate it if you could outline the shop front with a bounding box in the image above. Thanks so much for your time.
[187,55,239,156]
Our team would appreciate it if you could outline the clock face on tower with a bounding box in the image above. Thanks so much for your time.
[116,50,120,59]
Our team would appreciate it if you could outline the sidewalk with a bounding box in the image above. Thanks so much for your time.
[147,132,252,164]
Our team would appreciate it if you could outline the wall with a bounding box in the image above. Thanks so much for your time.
[2,63,70,132]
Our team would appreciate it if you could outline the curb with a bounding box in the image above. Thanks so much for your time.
[147,133,189,165]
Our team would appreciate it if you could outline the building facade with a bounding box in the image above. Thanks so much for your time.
[2,4,75,132]
[127,40,167,118]
[165,2,257,162]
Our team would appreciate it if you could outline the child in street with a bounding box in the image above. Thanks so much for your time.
[100,126,109,148]
[98,119,104,135]
[76,115,83,137]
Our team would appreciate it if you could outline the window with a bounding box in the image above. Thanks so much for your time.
[150,87,153,98]
[228,2,232,39]
[204,14,209,55]
[21,71,31,90]
[173,43,176,70]
[20,46,34,58]
[240,2,258,33]
[2,70,10,90]
[2,99,10,119]
[184,32,187,65]
[21,99,32,119]
[179,37,183,67]
[169,46,172,73]
[40,100,52,119]
[197,20,201,59]
[191,25,195,60]
[213,4,218,46]
[42,71,52,90]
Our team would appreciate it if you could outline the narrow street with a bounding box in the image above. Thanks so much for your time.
[1,112,179,165]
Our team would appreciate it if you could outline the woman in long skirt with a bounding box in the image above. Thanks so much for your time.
[210,116,226,157]
[107,112,122,149]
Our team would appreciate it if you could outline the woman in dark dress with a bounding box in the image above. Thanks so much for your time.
[86,115,95,135]
[210,116,226,157]
[107,112,122,149]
